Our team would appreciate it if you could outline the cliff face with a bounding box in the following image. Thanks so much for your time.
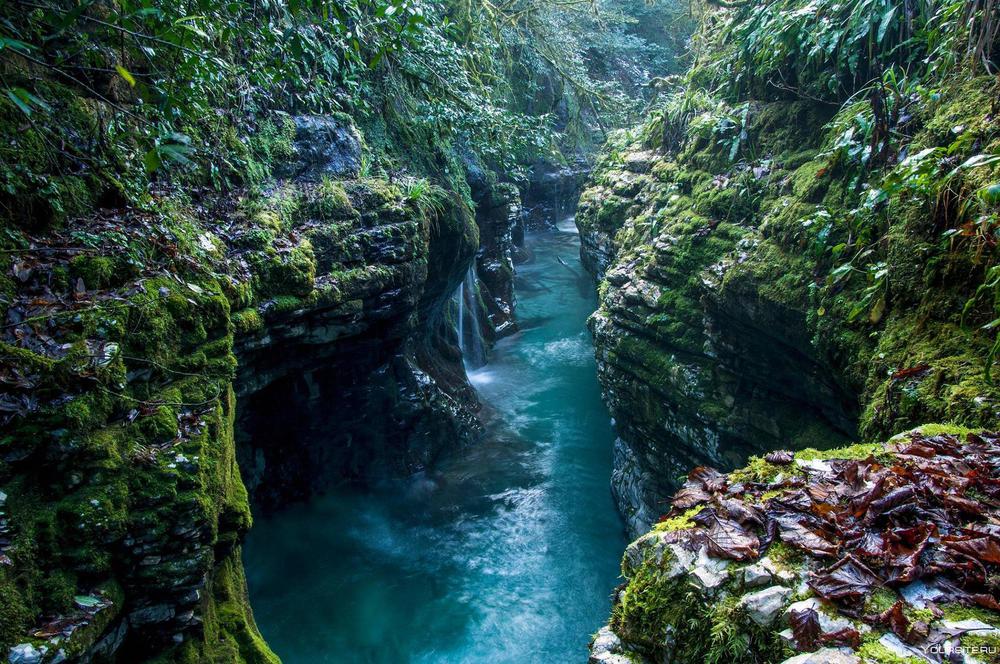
[578,81,1000,536]
[0,113,496,662]
[577,103,862,536]
[581,1,1000,660]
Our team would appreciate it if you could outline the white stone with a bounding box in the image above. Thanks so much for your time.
[589,653,633,664]
[878,633,929,662]
[900,580,944,608]
[590,626,621,655]
[622,534,694,579]
[690,545,730,592]
[941,619,998,633]
[8,644,44,664]
[743,563,773,588]
[589,626,633,664]
[780,647,859,664]
[692,564,727,591]
[741,586,793,627]
[795,458,833,473]
[783,598,861,635]
[761,556,798,583]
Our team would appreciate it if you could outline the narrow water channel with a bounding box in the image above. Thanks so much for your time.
[243,220,625,663]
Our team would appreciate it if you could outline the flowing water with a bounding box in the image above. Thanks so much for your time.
[243,220,625,663]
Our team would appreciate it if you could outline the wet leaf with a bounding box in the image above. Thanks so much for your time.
[775,513,839,558]
[705,514,759,561]
[789,607,821,650]
[819,626,862,649]
[809,556,879,604]
[942,535,1000,565]
[765,450,793,465]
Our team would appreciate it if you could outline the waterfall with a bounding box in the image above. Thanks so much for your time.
[455,265,487,368]
[457,277,465,356]
[465,267,485,367]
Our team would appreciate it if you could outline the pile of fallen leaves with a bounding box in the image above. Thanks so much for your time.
[658,431,1000,650]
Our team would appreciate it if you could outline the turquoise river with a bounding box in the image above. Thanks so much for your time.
[243,220,626,663]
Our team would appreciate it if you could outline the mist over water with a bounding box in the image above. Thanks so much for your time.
[243,222,625,664]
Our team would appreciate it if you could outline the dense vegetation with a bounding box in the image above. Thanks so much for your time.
[581,0,1000,661]
[0,0,693,226]
[0,0,692,661]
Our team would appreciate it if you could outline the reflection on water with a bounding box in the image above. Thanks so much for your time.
[243,222,625,664]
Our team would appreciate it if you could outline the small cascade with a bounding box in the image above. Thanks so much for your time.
[457,277,464,356]
[454,265,488,368]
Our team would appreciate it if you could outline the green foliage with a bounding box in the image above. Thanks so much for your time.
[699,0,999,103]
[401,176,449,220]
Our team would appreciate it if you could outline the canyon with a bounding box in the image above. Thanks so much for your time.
[1,0,999,663]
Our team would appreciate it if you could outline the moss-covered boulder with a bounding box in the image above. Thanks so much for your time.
[592,426,1000,664]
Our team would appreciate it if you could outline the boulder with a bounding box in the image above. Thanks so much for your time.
[740,586,792,627]
[7,644,44,664]
[280,114,362,180]
[589,626,633,664]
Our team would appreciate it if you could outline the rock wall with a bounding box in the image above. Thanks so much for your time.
[577,108,861,536]
[0,114,483,662]
[233,172,480,510]
[578,73,1000,537]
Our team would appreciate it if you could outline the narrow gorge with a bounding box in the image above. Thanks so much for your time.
[1,1,999,663]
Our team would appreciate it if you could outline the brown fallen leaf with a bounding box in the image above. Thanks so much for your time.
[789,607,821,650]
[809,555,880,605]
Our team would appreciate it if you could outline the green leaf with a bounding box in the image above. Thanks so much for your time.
[959,154,1000,170]
[4,88,47,116]
[876,6,896,43]
[978,183,1000,204]
[0,36,35,54]
[115,65,137,87]
[143,148,162,174]
[4,88,31,116]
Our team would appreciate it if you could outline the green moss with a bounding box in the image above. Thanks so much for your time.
[940,603,1000,627]
[864,587,898,615]
[729,456,788,484]
[231,308,264,335]
[795,442,886,462]
[251,241,316,299]
[308,178,357,220]
[0,572,31,652]
[612,557,789,664]
[858,633,925,664]
[766,541,805,571]
[961,634,1000,663]
[909,423,978,438]
[37,569,77,614]
[68,255,114,290]
[237,228,276,251]
[653,506,705,532]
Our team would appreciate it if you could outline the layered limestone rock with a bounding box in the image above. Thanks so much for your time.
[0,114,481,662]
[577,106,860,536]
[472,182,521,344]
[578,76,1000,537]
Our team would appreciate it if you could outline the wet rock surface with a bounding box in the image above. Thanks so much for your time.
[276,114,363,180]
[0,137,482,660]
[590,428,1000,664]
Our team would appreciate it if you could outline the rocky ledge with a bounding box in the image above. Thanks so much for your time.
[0,111,493,662]
[590,426,1000,664]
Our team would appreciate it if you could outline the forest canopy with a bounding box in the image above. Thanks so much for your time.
[0,0,693,226]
